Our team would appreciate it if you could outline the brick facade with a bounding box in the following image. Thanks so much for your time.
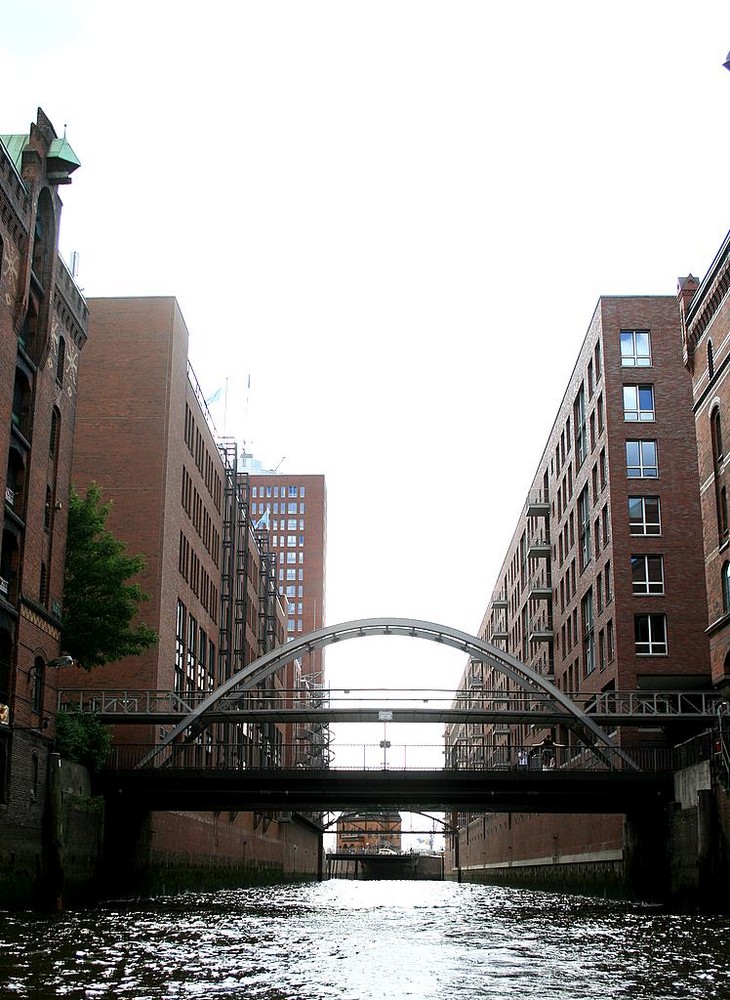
[447,294,712,877]
[0,111,87,901]
[680,233,730,688]
[63,296,320,878]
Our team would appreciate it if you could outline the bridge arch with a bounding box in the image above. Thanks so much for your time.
[147,618,633,766]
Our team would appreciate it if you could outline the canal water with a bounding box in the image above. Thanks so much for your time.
[1,881,729,999]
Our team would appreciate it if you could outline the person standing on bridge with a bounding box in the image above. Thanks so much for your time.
[541,734,558,769]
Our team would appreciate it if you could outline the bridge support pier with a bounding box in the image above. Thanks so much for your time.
[623,806,670,905]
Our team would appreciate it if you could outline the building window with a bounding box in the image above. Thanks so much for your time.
[605,559,612,603]
[635,613,667,655]
[175,600,186,694]
[607,619,614,662]
[631,554,664,595]
[582,589,595,675]
[598,628,606,671]
[44,486,52,530]
[628,496,661,535]
[626,440,658,478]
[574,385,587,468]
[723,562,730,613]
[578,487,591,570]
[620,329,651,367]
[720,487,729,543]
[187,615,197,690]
[49,407,61,457]
[31,658,44,715]
[56,336,66,386]
[623,385,655,422]
[594,341,602,380]
[711,407,724,468]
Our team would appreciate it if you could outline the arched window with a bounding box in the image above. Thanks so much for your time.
[56,336,65,386]
[44,487,52,531]
[49,407,61,458]
[712,407,724,468]
[31,657,44,715]
[723,562,730,613]
[708,340,715,380]
[12,368,32,440]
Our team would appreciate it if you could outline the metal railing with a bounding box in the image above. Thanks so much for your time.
[58,687,728,721]
[100,738,712,774]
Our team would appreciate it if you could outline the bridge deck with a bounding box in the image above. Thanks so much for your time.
[94,766,675,815]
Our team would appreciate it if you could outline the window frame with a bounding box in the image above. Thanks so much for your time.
[623,384,655,422]
[620,329,652,367]
[634,613,667,655]
[628,495,661,536]
[631,554,665,595]
[626,440,658,478]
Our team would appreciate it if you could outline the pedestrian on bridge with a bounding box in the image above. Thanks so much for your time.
[540,734,560,769]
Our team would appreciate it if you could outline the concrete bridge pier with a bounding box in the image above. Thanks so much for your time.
[623,806,670,905]
[102,797,152,898]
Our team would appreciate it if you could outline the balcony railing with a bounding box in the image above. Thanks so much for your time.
[526,490,550,517]
[527,530,551,556]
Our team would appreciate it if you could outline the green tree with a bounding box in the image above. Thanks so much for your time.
[55,711,113,772]
[62,483,158,669]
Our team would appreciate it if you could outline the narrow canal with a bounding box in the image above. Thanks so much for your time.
[2,881,729,999]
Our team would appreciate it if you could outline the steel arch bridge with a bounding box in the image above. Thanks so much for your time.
[140,617,637,768]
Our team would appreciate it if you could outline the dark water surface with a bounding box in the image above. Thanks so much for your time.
[1,881,729,999]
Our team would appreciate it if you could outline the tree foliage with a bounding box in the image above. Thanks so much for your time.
[55,711,113,772]
[62,483,158,669]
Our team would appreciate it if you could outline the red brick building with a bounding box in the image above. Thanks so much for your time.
[335,812,402,853]
[0,110,87,893]
[446,295,711,880]
[245,469,328,766]
[679,234,730,691]
[65,297,321,884]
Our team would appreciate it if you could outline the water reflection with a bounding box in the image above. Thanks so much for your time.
[1,881,729,999]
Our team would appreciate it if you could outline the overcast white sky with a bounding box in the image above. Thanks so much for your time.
[4,2,730,785]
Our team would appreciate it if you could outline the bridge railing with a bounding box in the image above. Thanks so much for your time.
[58,687,728,719]
[101,739,712,773]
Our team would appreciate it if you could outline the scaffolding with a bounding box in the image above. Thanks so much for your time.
[217,440,248,683]
[255,527,278,655]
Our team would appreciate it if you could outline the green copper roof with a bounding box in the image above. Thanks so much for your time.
[0,134,29,172]
[0,132,80,174]
[49,135,81,170]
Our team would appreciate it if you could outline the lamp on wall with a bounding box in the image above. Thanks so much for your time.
[47,655,74,668]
